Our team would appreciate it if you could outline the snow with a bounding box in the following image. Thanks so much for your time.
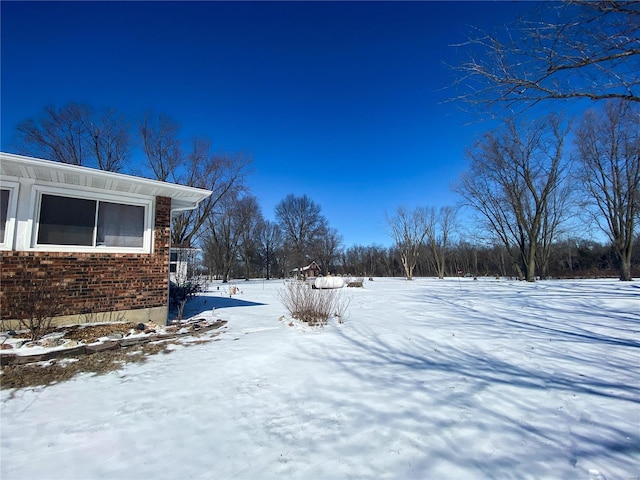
[1,277,639,479]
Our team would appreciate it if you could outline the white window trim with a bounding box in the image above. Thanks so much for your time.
[29,185,154,254]
[0,181,20,251]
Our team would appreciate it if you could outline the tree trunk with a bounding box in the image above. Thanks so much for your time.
[525,243,537,282]
[437,251,445,279]
[406,265,414,280]
[619,251,632,281]
[403,254,414,280]
[514,263,524,281]
[243,256,251,281]
[265,248,271,280]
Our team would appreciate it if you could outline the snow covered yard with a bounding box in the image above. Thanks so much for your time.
[1,278,639,479]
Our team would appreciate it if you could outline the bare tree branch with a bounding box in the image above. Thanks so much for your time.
[82,108,131,172]
[14,103,91,165]
[171,138,252,248]
[453,1,640,116]
[139,111,182,182]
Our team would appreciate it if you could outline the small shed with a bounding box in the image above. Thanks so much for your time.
[291,261,321,280]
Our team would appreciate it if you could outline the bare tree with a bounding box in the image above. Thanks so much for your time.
[427,206,458,279]
[171,138,251,248]
[236,195,263,280]
[342,245,369,276]
[456,115,570,281]
[14,103,91,165]
[341,244,394,277]
[451,240,481,277]
[574,100,640,280]
[386,206,432,280]
[139,111,182,182]
[275,194,328,270]
[83,108,131,172]
[256,220,283,280]
[13,103,132,172]
[202,191,244,283]
[455,1,640,116]
[314,226,343,275]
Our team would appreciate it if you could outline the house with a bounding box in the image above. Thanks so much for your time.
[291,261,321,280]
[0,152,212,327]
[169,247,201,283]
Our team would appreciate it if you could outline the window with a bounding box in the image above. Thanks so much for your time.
[36,192,148,250]
[0,183,19,250]
[0,189,9,244]
[169,251,178,274]
[38,195,95,246]
[97,202,144,248]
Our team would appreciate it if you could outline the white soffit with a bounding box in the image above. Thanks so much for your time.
[0,152,212,211]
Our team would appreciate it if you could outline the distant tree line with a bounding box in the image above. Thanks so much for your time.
[339,236,640,280]
[8,2,639,282]
[450,0,639,281]
[200,233,640,281]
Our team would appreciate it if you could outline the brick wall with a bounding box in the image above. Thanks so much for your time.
[0,196,171,321]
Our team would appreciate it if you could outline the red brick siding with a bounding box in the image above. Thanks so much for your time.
[0,196,171,320]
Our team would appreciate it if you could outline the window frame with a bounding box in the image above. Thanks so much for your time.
[0,181,20,251]
[30,186,154,253]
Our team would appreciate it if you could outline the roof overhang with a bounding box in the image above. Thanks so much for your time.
[0,152,212,211]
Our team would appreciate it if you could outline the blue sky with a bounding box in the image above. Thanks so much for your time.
[1,1,534,247]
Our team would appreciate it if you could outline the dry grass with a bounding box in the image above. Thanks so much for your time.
[0,325,225,389]
[1,320,228,390]
[1,341,170,390]
[0,336,217,390]
[278,280,351,326]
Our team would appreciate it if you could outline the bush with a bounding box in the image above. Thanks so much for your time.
[278,280,350,326]
[15,279,64,341]
[169,280,204,322]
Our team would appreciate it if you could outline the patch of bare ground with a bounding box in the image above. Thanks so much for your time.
[53,322,142,343]
[9,321,210,345]
[1,336,217,390]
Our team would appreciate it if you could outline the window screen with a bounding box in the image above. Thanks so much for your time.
[97,201,144,247]
[37,194,96,246]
